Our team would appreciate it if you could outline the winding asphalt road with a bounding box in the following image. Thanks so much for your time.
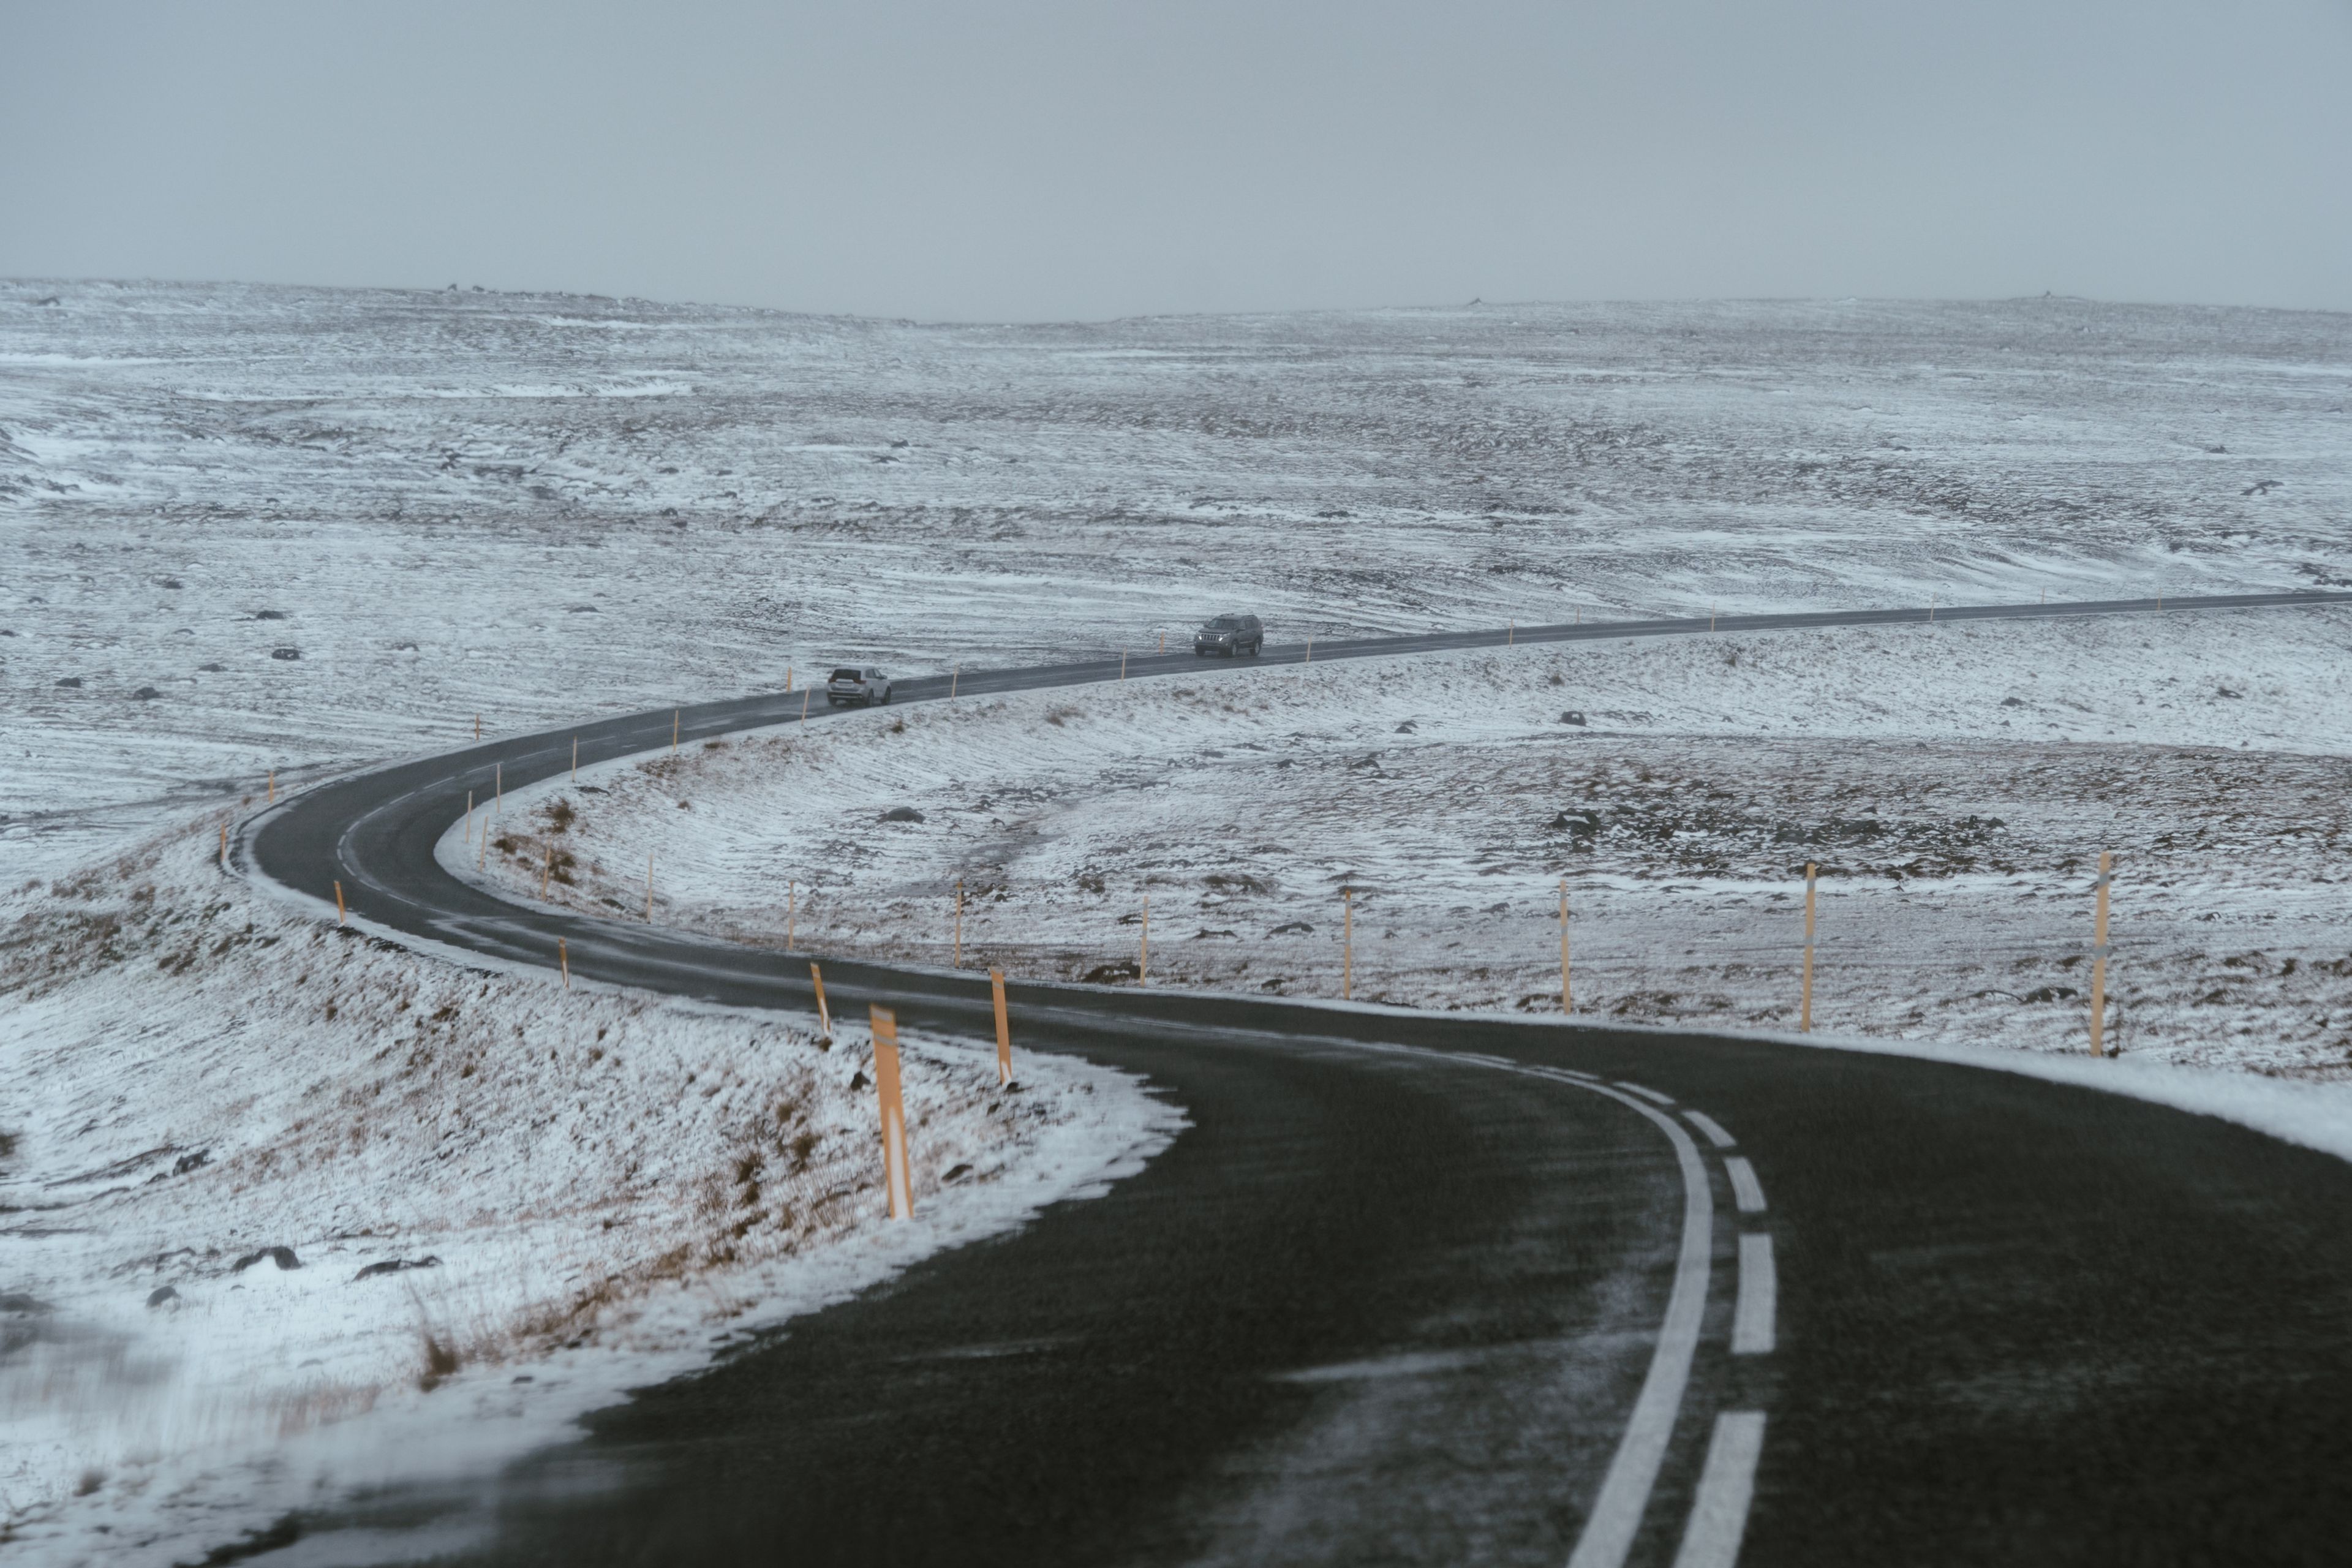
[239,592,2352,1567]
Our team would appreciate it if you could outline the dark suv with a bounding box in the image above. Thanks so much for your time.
[1193,613,1264,657]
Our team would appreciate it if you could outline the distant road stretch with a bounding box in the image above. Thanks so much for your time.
[242,590,2352,1567]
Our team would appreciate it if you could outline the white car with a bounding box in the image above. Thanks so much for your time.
[826,666,894,706]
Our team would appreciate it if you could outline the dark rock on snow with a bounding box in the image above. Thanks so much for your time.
[352,1255,441,1281]
[146,1286,179,1308]
[232,1246,301,1273]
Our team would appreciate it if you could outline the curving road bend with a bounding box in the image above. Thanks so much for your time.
[240,593,2352,1567]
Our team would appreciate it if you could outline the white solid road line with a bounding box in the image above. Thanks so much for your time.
[1732,1234,1776,1356]
[1413,1057,1733,1568]
[1564,1088,1714,1568]
[1670,1412,1768,1568]
[1616,1081,1677,1106]
[1724,1156,1767,1214]
[1683,1109,1736,1149]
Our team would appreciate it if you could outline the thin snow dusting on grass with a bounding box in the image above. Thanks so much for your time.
[0,818,1177,1562]
[475,607,2352,1078]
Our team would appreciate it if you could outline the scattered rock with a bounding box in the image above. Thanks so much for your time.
[941,1163,971,1183]
[133,686,160,700]
[2000,696,2024,707]
[0,1292,50,1314]
[55,676,81,688]
[1558,710,1586,726]
[34,295,60,306]
[172,1149,209,1176]
[160,578,183,589]
[1082,959,1143,984]
[881,806,925,823]
[252,609,288,620]
[270,647,301,661]
[1393,720,1417,733]
[352,1255,441,1281]
[198,662,224,672]
[849,1071,869,1091]
[232,1245,301,1273]
[146,1286,179,1308]
[1268,921,1314,935]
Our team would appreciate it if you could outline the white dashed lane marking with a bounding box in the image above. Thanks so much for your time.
[1683,1109,1736,1149]
[1670,1411,1768,1568]
[1732,1234,1776,1356]
[1724,1156,1768,1215]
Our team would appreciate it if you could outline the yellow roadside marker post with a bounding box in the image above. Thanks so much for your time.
[333,880,346,924]
[1800,863,1817,1033]
[1559,878,1571,1013]
[990,967,1013,1085]
[1342,888,1354,1001]
[2089,851,2114,1057]
[869,1006,914,1220]
[559,938,570,990]
[810,961,832,1040]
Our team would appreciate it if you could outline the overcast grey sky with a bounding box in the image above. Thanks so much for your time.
[6,1,2348,321]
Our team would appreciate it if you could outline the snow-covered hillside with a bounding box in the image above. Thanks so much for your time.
[472,607,2352,1077]
[6,281,2349,875]
[0,815,1175,1561]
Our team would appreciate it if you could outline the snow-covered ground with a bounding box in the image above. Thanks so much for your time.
[0,816,1177,1560]
[3,279,2349,1551]
[473,606,2352,1078]
[7,281,2349,878]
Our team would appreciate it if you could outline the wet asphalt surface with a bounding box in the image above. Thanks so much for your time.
[236,594,2352,1567]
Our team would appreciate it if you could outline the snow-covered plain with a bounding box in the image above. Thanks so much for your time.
[0,816,1177,1559]
[475,606,2352,1077]
[6,281,2349,876]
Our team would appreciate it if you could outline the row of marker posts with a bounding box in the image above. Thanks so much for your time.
[1008,854,2119,1054]
[778,956,1015,1224]
[432,658,2127,1227]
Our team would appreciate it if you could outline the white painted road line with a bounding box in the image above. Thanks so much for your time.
[1616,1081,1677,1106]
[1724,1156,1767,1214]
[1732,1234,1776,1355]
[1670,1411,1768,1568]
[1564,1090,1714,1568]
[1378,1052,1751,1568]
[1683,1109,1736,1148]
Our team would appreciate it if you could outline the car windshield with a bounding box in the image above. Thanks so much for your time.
[1205,616,1239,630]
[830,668,861,681]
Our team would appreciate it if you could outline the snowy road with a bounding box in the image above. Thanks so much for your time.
[239,590,2352,1566]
